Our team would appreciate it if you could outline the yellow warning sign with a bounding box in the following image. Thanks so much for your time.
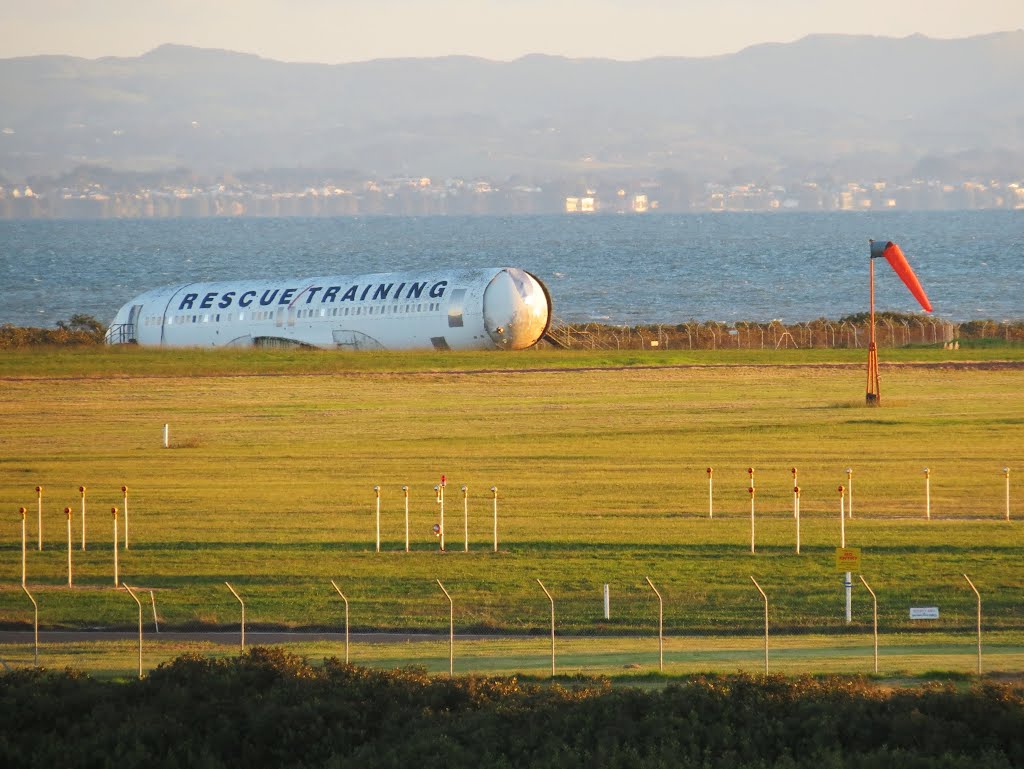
[835,547,862,572]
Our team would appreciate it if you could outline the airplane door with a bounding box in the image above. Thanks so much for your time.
[126,304,143,342]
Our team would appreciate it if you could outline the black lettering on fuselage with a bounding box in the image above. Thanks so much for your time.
[218,291,236,308]
[341,285,358,302]
[305,286,323,304]
[200,291,217,309]
[359,285,372,301]
[323,286,341,302]
[406,282,426,299]
[239,290,256,307]
[373,283,393,300]
[178,293,199,310]
[429,281,448,299]
[260,289,279,306]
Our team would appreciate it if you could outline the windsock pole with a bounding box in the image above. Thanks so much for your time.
[867,244,881,405]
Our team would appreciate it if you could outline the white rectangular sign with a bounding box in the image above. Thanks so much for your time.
[909,607,940,619]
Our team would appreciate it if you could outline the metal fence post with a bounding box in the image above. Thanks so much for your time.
[846,468,854,518]
[462,486,469,552]
[374,486,380,552]
[791,468,798,518]
[645,577,664,672]
[924,467,931,520]
[1004,467,1011,521]
[491,486,498,552]
[403,485,410,552]
[706,467,713,518]
[123,583,143,679]
[794,486,801,554]
[537,579,555,677]
[963,574,982,675]
[64,507,73,587]
[437,579,454,675]
[748,484,756,554]
[35,486,43,551]
[225,582,245,652]
[750,576,768,676]
[19,507,27,587]
[859,575,878,674]
[330,580,350,664]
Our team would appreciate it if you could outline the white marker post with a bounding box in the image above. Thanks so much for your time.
[439,476,447,551]
[645,576,664,672]
[434,485,444,551]
[19,507,27,587]
[123,583,144,679]
[330,580,350,664]
[491,486,498,553]
[80,486,87,550]
[111,507,119,586]
[1004,468,1011,521]
[64,507,73,587]
[748,483,756,554]
[859,575,879,674]
[923,467,931,520]
[794,486,801,555]
[373,486,380,553]
[537,579,556,678]
[402,485,410,552]
[163,423,169,449]
[121,485,129,550]
[963,574,982,675]
[603,584,610,620]
[35,486,43,551]
[437,579,454,676]
[750,576,769,676]
[706,467,714,519]
[790,468,798,518]
[846,468,854,518]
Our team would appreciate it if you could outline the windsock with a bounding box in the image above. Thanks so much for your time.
[879,241,933,312]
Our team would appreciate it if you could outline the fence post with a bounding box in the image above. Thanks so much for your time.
[374,486,380,553]
[924,468,931,520]
[794,486,801,554]
[225,582,245,652]
[21,585,38,668]
[963,574,982,675]
[150,591,160,633]
[537,579,555,677]
[750,576,768,676]
[846,468,854,518]
[437,579,454,675]
[645,577,664,672]
[330,580,350,664]
[1004,468,1011,521]
[123,583,144,679]
[748,482,756,554]
[859,575,878,674]
[791,468,798,518]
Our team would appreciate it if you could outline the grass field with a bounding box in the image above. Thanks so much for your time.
[1,344,1022,677]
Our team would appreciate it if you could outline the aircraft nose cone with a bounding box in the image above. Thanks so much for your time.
[483,269,550,350]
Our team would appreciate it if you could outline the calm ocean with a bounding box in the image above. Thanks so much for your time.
[1,211,1020,327]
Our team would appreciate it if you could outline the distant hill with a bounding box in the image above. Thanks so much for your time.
[1,32,1023,182]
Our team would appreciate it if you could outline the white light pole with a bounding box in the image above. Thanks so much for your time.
[402,485,410,552]
[1004,468,1011,521]
[121,485,129,550]
[491,486,498,553]
[19,507,27,587]
[79,486,87,551]
[846,468,854,518]
[123,583,144,679]
[859,575,878,674]
[35,486,43,551]
[750,576,769,676]
[964,574,982,675]
[924,467,931,520]
[790,468,798,518]
[537,579,555,677]
[461,485,469,552]
[330,580,350,664]
[64,507,73,587]
[645,577,664,672]
[793,486,801,554]
[437,579,454,676]
[374,486,380,553]
[111,507,119,586]
[706,467,714,519]
[225,582,245,652]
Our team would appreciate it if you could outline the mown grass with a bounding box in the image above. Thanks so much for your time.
[1,345,1021,652]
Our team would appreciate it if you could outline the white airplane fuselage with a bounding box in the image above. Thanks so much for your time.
[105,267,552,351]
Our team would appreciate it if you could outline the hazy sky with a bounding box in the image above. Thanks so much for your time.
[2,0,1022,62]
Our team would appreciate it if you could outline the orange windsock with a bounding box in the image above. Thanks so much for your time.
[882,242,932,312]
